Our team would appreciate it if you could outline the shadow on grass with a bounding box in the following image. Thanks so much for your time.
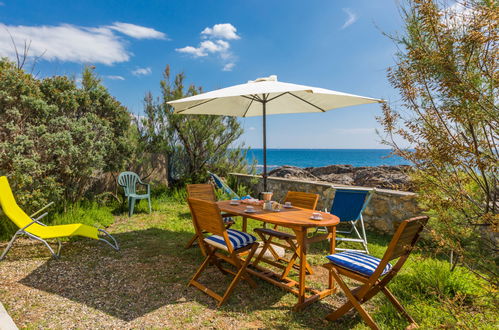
[17,228,293,322]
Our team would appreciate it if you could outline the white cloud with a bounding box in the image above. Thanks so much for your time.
[176,23,239,71]
[201,23,240,40]
[223,62,235,71]
[105,75,125,80]
[132,67,151,76]
[108,22,167,39]
[175,45,207,57]
[0,22,166,65]
[341,8,358,29]
[176,39,230,58]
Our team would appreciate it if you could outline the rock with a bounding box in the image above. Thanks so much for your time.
[353,166,411,191]
[268,165,317,180]
[305,164,354,176]
[268,164,412,191]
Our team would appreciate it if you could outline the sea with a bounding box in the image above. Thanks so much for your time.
[246,149,410,172]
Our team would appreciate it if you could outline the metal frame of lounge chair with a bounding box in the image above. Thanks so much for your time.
[317,186,374,254]
[208,171,240,200]
[0,203,119,260]
[0,176,119,261]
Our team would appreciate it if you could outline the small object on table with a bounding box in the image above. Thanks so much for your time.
[272,202,282,212]
[230,199,240,205]
[284,201,292,208]
[261,192,273,201]
[310,212,323,220]
[242,198,263,206]
[245,206,256,213]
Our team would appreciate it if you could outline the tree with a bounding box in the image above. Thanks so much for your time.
[138,65,251,185]
[378,0,498,282]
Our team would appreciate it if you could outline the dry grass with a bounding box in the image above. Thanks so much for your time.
[0,198,496,329]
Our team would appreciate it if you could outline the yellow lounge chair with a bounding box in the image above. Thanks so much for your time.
[0,176,119,260]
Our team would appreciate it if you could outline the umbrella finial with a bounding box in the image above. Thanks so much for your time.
[248,75,278,83]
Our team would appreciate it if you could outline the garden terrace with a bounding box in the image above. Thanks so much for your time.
[0,192,495,329]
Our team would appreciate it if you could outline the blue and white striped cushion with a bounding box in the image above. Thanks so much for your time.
[326,251,392,276]
[205,229,257,251]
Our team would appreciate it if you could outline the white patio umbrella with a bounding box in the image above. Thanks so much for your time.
[168,75,383,191]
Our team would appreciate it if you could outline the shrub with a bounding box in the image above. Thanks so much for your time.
[0,59,131,214]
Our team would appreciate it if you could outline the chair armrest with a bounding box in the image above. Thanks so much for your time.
[138,181,150,195]
[20,220,38,231]
[30,201,54,218]
[32,212,49,226]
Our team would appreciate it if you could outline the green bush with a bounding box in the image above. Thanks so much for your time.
[0,59,131,213]
[392,257,486,303]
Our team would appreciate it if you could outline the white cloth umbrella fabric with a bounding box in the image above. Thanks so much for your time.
[168,75,383,191]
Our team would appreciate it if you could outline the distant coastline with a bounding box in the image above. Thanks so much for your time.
[246,149,411,169]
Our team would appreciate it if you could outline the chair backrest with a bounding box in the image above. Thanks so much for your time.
[284,191,319,210]
[186,184,217,202]
[384,216,429,261]
[187,198,234,251]
[329,188,372,222]
[0,176,36,229]
[208,171,240,199]
[117,171,140,196]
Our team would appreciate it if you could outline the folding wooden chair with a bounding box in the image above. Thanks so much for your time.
[187,198,258,306]
[185,184,236,250]
[253,191,319,279]
[323,216,429,329]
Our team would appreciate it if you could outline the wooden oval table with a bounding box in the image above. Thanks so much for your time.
[217,200,340,310]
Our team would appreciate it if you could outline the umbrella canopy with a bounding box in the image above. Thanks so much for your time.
[168,75,383,191]
[169,75,382,116]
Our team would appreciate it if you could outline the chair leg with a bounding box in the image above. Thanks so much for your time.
[129,198,136,217]
[148,197,152,214]
[185,233,199,249]
[381,287,417,325]
[326,269,379,330]
[0,231,20,261]
[219,244,258,306]
[358,216,369,253]
[188,246,217,287]
[25,232,60,259]
[253,233,272,267]
[281,239,313,279]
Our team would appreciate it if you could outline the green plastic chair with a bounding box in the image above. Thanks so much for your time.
[117,171,151,217]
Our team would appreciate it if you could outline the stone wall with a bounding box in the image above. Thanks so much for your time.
[230,173,422,234]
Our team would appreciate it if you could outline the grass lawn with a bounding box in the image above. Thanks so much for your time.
[0,194,496,329]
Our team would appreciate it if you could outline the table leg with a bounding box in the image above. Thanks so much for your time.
[242,216,248,232]
[294,228,307,306]
[328,226,336,291]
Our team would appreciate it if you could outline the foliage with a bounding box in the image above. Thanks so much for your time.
[137,65,252,185]
[0,59,131,214]
[378,0,498,283]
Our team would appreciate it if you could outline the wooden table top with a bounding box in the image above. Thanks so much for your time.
[217,200,339,228]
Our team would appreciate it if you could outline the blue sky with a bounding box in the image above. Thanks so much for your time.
[0,0,407,149]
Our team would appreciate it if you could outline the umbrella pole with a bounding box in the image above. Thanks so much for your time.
[262,100,267,192]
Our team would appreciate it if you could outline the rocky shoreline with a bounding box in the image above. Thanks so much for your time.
[268,164,413,191]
